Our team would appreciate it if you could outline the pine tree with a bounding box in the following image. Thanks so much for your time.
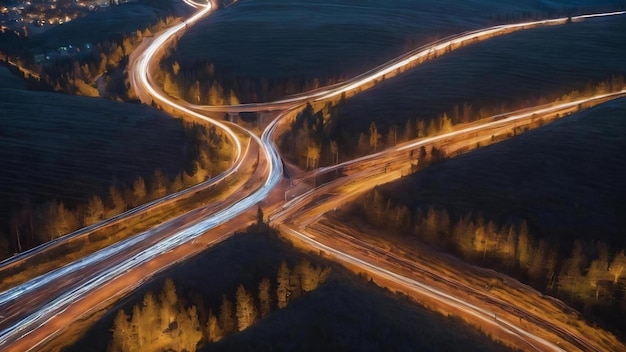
[587,246,610,301]
[159,278,178,331]
[296,259,316,292]
[258,278,272,318]
[132,176,147,205]
[235,285,258,331]
[501,225,517,267]
[84,195,104,226]
[423,207,438,245]
[289,269,302,300]
[163,73,178,97]
[141,292,159,346]
[369,121,379,151]
[528,240,547,281]
[330,140,339,164]
[109,185,126,214]
[426,119,438,136]
[172,61,180,76]
[110,310,131,352]
[206,310,222,342]
[403,118,415,141]
[559,241,587,297]
[218,295,235,334]
[130,304,144,347]
[229,90,240,105]
[610,250,625,284]
[169,174,183,194]
[416,119,425,138]
[151,169,168,199]
[276,261,289,308]
[175,306,202,352]
[440,113,453,133]
[516,221,531,269]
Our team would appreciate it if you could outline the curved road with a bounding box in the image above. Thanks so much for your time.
[0,2,624,350]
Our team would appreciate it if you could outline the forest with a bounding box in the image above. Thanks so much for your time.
[278,76,625,170]
[109,259,331,351]
[3,122,229,259]
[0,2,182,100]
[354,188,626,338]
[63,224,509,352]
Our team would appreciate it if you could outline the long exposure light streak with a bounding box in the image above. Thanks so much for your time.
[0,2,624,350]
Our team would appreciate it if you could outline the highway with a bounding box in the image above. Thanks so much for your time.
[0,1,283,348]
[0,1,248,289]
[190,11,626,112]
[292,89,626,185]
[0,1,624,350]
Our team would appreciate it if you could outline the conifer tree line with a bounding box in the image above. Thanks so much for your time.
[3,123,229,258]
[279,76,625,170]
[110,260,330,351]
[2,13,180,99]
[160,54,345,105]
[356,188,626,331]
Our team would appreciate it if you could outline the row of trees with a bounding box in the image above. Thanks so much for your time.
[356,188,626,329]
[25,15,179,99]
[279,76,625,170]
[5,122,229,254]
[279,102,454,170]
[206,259,331,342]
[110,260,331,351]
[160,54,345,104]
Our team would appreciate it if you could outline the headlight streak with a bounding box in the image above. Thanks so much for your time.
[281,226,559,351]
[0,4,624,350]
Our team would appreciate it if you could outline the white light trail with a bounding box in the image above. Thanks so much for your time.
[0,0,284,348]
[0,3,624,350]
[398,90,626,151]
[282,226,564,351]
[192,11,625,111]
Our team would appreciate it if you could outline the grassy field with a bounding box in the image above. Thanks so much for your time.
[65,229,511,352]
[377,97,626,248]
[170,0,621,100]
[323,14,626,137]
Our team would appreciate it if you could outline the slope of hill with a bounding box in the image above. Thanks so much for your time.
[65,229,511,352]
[0,67,26,90]
[26,0,190,52]
[378,97,626,246]
[325,14,626,139]
[167,0,621,102]
[0,89,189,255]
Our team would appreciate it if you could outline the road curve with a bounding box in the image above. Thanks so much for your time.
[0,1,283,349]
[0,3,624,350]
[192,11,626,113]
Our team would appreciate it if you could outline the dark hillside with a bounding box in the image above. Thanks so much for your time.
[67,229,510,352]
[327,15,626,139]
[0,89,188,254]
[379,97,626,248]
[168,0,622,102]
